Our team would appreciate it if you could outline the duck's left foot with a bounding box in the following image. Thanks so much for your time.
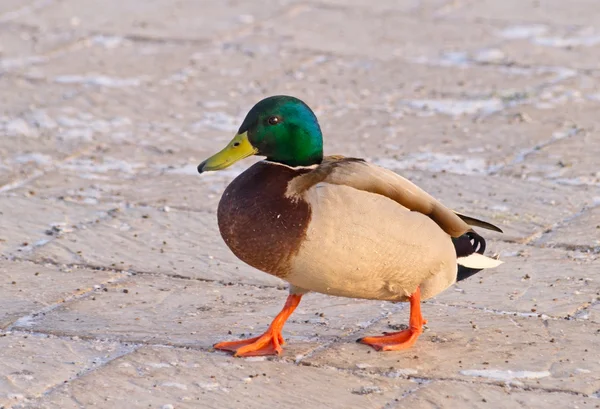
[358,327,422,351]
[214,330,285,357]
[213,294,302,357]
[358,287,426,352]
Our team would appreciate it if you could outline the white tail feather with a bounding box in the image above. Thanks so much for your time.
[457,253,503,269]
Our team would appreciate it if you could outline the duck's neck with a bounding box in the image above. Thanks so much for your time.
[265,139,323,166]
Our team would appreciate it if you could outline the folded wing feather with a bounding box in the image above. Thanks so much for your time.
[287,156,502,237]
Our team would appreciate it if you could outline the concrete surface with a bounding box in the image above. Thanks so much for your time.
[1,0,599,408]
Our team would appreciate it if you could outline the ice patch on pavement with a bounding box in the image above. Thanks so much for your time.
[499,24,600,48]
[91,35,125,48]
[0,56,46,70]
[147,362,171,368]
[161,382,187,390]
[61,158,143,174]
[374,153,488,175]
[13,153,53,165]
[2,118,36,137]
[403,99,504,116]
[535,35,600,47]
[55,75,143,87]
[191,111,240,132]
[460,369,551,381]
[385,368,419,378]
[196,382,222,391]
[498,25,549,39]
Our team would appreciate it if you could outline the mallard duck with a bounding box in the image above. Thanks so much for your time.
[197,95,503,357]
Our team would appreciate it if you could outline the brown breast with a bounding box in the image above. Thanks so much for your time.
[217,161,312,278]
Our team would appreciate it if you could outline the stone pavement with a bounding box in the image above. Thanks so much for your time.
[1,0,599,408]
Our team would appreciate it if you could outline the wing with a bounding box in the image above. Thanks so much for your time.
[287,156,502,237]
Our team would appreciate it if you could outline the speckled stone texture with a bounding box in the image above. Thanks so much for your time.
[1,1,599,408]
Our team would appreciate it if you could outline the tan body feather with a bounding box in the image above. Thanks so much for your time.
[288,182,457,301]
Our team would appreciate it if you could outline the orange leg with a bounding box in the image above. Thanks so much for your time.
[358,287,425,351]
[214,294,302,357]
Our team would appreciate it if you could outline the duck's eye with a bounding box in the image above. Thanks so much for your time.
[267,116,280,125]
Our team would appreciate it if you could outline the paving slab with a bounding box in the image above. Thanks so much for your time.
[500,125,600,187]
[434,242,600,318]
[1,101,136,151]
[262,6,500,60]
[0,24,84,73]
[0,196,111,256]
[444,0,600,26]
[0,119,93,161]
[0,333,132,409]
[42,41,326,129]
[314,0,426,14]
[0,260,120,329]
[0,128,95,191]
[303,305,600,395]
[584,302,600,324]
[498,37,600,72]
[517,82,599,114]
[320,105,575,171]
[11,273,398,353]
[387,170,593,241]
[20,37,202,86]
[0,74,85,119]
[0,77,124,189]
[20,346,415,409]
[0,0,28,16]
[266,55,565,109]
[6,160,239,212]
[12,162,248,212]
[396,380,598,409]
[27,205,282,286]
[14,0,297,40]
[536,206,600,250]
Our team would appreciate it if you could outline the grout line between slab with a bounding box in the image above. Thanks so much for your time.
[526,201,600,246]
[488,125,585,176]
[10,256,288,291]
[8,337,141,409]
[426,300,597,322]
[0,144,99,194]
[381,377,432,408]
[4,274,131,332]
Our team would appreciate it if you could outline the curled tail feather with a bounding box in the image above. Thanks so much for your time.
[453,231,502,282]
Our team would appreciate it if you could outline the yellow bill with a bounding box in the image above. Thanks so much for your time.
[197,132,258,173]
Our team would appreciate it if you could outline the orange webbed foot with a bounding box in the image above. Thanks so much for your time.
[358,287,426,352]
[213,294,301,358]
[214,330,285,357]
[358,327,422,351]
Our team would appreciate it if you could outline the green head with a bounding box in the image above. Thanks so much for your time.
[198,95,323,172]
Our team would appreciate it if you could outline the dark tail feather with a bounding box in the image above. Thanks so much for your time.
[454,212,503,233]
[453,231,486,282]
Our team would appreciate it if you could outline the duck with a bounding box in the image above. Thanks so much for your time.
[197,95,503,357]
